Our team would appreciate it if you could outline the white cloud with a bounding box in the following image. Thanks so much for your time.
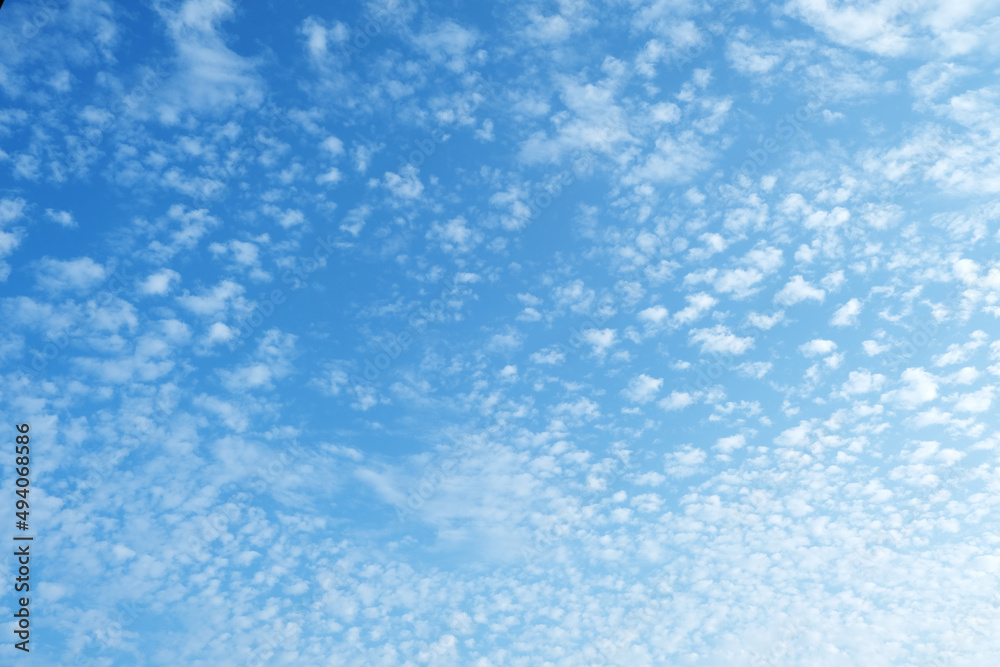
[863,339,890,356]
[632,472,666,488]
[341,205,371,236]
[45,209,77,227]
[775,275,826,306]
[623,374,663,404]
[945,366,980,385]
[34,257,107,293]
[881,367,940,410]
[553,280,595,314]
[727,34,784,74]
[806,207,851,231]
[156,0,263,119]
[219,329,296,391]
[745,246,784,273]
[177,279,245,317]
[737,361,772,378]
[531,347,565,365]
[140,269,181,296]
[428,216,481,254]
[799,339,837,356]
[147,206,222,261]
[520,72,635,164]
[686,232,728,260]
[664,445,706,477]
[839,370,885,396]
[659,390,695,411]
[198,394,250,432]
[690,326,754,356]
[831,298,862,326]
[715,434,746,453]
[583,328,617,356]
[518,293,541,307]
[774,421,812,447]
[671,292,717,326]
[824,352,844,369]
[383,164,424,200]
[263,205,305,229]
[352,143,380,173]
[953,258,979,284]
[316,167,343,185]
[933,331,987,366]
[553,397,600,420]
[207,321,235,344]
[953,385,995,413]
[299,15,350,63]
[486,329,522,352]
[745,311,784,330]
[413,21,478,73]
[476,118,495,141]
[623,132,714,185]
[0,198,26,225]
[638,305,669,325]
[517,307,542,322]
[783,0,914,56]
[321,135,345,156]
[821,270,847,291]
[713,267,765,298]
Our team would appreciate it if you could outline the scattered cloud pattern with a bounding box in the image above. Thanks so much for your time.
[2,0,1000,664]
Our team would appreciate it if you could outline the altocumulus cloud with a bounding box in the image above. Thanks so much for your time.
[1,0,1000,664]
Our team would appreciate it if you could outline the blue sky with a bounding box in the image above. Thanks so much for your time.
[3,0,1000,664]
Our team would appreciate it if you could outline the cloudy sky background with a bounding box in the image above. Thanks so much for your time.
[2,0,1000,664]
